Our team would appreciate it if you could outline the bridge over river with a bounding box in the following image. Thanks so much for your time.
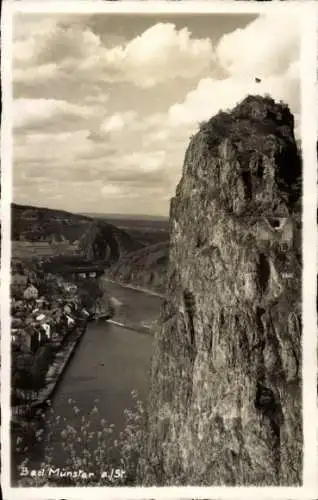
[13,280,161,484]
[42,255,107,278]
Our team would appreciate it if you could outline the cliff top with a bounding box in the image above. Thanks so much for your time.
[180,95,301,218]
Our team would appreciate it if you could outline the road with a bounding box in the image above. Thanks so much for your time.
[23,281,162,476]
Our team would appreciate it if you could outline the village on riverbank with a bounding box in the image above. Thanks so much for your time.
[11,257,114,417]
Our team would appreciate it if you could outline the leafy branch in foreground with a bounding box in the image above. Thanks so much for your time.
[14,390,146,486]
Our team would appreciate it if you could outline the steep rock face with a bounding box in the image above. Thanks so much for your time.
[141,96,302,486]
[78,220,142,263]
[107,241,169,293]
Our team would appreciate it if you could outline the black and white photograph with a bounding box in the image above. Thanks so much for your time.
[2,0,317,495]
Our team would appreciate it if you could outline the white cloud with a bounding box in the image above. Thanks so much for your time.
[100,111,137,133]
[14,64,59,89]
[14,129,91,164]
[84,93,109,105]
[105,23,213,87]
[216,14,299,78]
[14,21,100,66]
[147,129,170,143]
[168,14,299,131]
[14,98,92,131]
[121,150,166,172]
[100,184,122,196]
[14,21,213,89]
[168,69,299,129]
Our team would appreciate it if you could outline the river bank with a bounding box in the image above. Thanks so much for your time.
[103,277,164,298]
[12,319,87,422]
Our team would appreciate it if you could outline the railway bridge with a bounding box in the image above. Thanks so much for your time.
[42,256,105,279]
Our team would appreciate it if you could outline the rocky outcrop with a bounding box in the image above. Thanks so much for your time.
[78,220,142,263]
[107,241,169,293]
[141,96,302,486]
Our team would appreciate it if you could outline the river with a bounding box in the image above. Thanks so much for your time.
[15,281,162,484]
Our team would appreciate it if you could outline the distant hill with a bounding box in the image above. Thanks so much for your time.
[78,211,169,247]
[80,212,169,222]
[11,203,142,265]
[12,203,91,243]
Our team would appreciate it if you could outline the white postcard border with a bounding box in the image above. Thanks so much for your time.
[1,1,317,499]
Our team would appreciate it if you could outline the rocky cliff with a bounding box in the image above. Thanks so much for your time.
[77,219,142,263]
[107,241,169,293]
[141,95,302,486]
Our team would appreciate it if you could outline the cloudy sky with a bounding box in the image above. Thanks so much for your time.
[13,12,300,216]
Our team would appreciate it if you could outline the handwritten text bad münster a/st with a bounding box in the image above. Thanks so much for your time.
[19,466,126,481]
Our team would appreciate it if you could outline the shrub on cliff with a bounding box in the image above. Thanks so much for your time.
[199,96,295,156]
